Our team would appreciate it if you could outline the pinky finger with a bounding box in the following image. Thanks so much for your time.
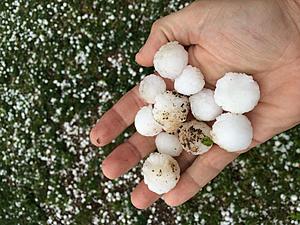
[162,146,239,206]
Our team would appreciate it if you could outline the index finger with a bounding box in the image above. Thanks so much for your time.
[90,86,146,147]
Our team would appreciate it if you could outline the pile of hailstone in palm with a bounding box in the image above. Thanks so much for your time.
[135,42,260,195]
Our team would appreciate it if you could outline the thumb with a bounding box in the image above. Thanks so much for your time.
[136,3,202,67]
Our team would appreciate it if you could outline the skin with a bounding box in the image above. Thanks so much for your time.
[90,0,300,209]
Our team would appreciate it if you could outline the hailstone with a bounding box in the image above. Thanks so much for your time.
[153,41,188,80]
[178,120,214,155]
[139,74,166,104]
[153,91,189,133]
[211,113,253,152]
[174,65,205,96]
[142,152,180,194]
[135,105,162,136]
[155,132,183,157]
[189,88,222,121]
[214,72,260,113]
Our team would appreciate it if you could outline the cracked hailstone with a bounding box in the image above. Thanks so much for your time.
[178,120,214,155]
[153,91,189,133]
[135,105,162,136]
[142,152,180,194]
[153,41,188,80]
[189,88,222,121]
[174,65,205,96]
[214,72,260,113]
[211,113,253,152]
[139,74,166,104]
[155,132,183,157]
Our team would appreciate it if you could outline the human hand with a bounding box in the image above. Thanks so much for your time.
[90,0,300,208]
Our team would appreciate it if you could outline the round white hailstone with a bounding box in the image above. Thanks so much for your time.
[178,120,213,155]
[155,132,183,157]
[142,152,180,194]
[189,88,223,121]
[139,74,166,104]
[174,65,205,96]
[153,91,189,133]
[211,113,253,152]
[153,41,188,80]
[214,72,260,113]
[135,105,162,136]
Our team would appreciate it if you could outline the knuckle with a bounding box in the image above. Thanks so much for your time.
[151,19,163,31]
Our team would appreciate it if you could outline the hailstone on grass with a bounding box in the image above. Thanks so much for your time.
[155,132,183,157]
[153,41,188,80]
[178,120,214,155]
[135,105,162,136]
[139,74,166,104]
[174,65,205,96]
[142,152,180,194]
[211,113,253,152]
[153,91,189,133]
[214,72,260,113]
[189,88,222,121]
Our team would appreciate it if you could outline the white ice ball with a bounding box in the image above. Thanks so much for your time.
[142,152,180,195]
[189,88,222,121]
[174,65,205,96]
[211,113,253,152]
[178,120,213,155]
[155,132,183,157]
[139,74,166,104]
[153,91,189,133]
[153,41,188,80]
[135,105,162,136]
[214,72,260,113]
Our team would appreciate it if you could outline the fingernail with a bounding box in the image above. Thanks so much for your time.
[97,138,101,145]
[161,195,165,200]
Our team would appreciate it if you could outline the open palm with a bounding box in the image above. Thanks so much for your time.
[90,0,300,208]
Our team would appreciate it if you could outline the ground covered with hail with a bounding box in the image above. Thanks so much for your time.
[0,0,299,224]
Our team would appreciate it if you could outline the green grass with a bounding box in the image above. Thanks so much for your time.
[0,0,299,224]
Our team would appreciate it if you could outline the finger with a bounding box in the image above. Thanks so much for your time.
[136,4,201,67]
[102,133,156,179]
[131,151,196,209]
[163,146,239,206]
[90,86,145,147]
[135,20,169,67]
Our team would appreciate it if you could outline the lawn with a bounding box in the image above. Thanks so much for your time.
[0,0,299,224]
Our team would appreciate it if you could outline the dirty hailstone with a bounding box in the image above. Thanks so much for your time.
[211,113,253,152]
[155,132,183,157]
[153,41,188,80]
[142,152,180,194]
[139,74,166,104]
[153,91,189,133]
[178,120,214,155]
[214,72,260,114]
[135,105,162,136]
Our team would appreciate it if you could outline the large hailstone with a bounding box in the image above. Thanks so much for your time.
[178,120,214,155]
[155,132,183,157]
[211,113,253,152]
[153,41,188,80]
[189,88,222,121]
[139,74,166,104]
[214,72,260,113]
[153,91,189,133]
[142,152,180,194]
[174,65,205,96]
[135,105,162,136]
